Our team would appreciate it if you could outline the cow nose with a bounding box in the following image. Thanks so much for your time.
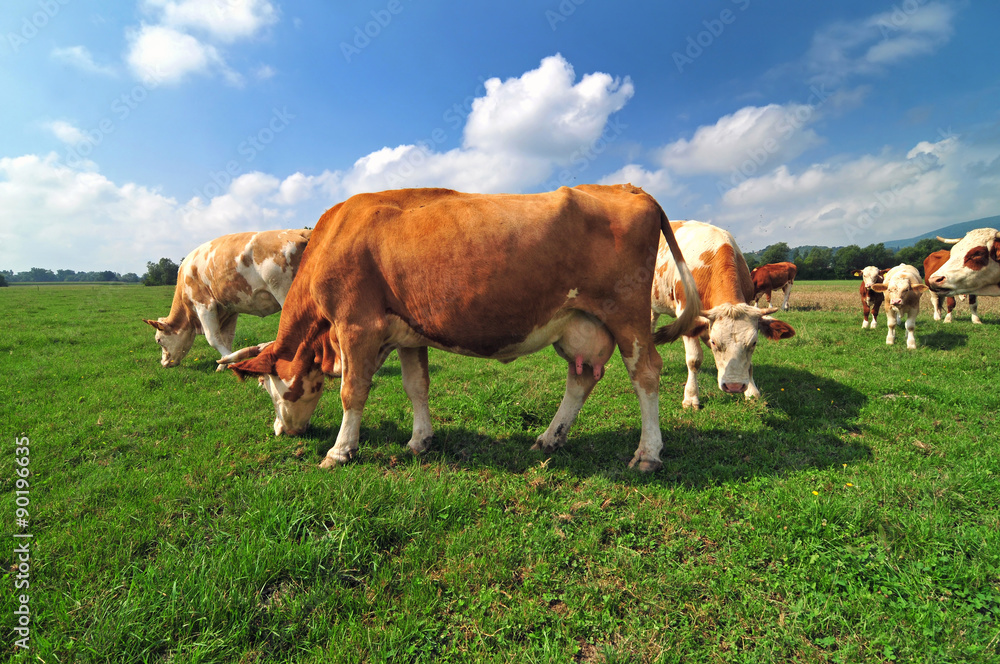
[722,382,746,394]
[892,299,903,306]
[930,274,946,285]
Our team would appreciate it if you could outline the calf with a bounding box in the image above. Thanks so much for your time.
[869,263,928,349]
[144,229,311,369]
[852,266,889,329]
[923,250,980,323]
[750,261,797,310]
[651,220,795,409]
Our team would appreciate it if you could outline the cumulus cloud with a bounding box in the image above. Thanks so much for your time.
[50,46,116,76]
[707,133,1000,250]
[144,0,279,43]
[46,121,88,146]
[125,0,277,84]
[330,54,635,195]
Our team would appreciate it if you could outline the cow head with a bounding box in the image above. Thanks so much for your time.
[853,266,888,288]
[143,318,196,367]
[689,303,795,394]
[870,273,928,307]
[927,229,1000,295]
[222,325,340,436]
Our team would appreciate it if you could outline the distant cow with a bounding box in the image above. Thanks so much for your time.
[750,261,797,310]
[144,229,312,369]
[923,250,980,324]
[651,220,795,409]
[926,228,1000,297]
[852,266,889,329]
[222,185,701,472]
[869,263,928,349]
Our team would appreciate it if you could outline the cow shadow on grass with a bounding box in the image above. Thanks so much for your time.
[304,366,870,489]
[918,330,968,350]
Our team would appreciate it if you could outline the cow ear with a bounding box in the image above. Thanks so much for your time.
[913,284,930,294]
[143,318,169,332]
[685,316,710,338]
[759,317,795,340]
[229,348,277,381]
[869,283,888,292]
[852,270,861,277]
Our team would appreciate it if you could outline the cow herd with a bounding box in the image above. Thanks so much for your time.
[142,184,1000,471]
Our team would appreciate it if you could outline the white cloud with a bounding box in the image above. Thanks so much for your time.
[598,164,686,204]
[805,2,955,86]
[46,121,87,146]
[144,0,279,43]
[330,54,635,195]
[707,134,1000,250]
[50,46,116,76]
[657,104,823,175]
[125,24,227,85]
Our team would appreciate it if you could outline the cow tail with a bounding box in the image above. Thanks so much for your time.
[653,208,701,345]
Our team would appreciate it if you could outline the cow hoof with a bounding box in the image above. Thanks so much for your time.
[681,398,700,410]
[319,449,356,468]
[215,364,227,372]
[531,435,565,453]
[318,457,339,469]
[407,436,433,455]
[628,455,662,473]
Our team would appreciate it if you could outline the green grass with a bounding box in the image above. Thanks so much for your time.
[2,282,999,663]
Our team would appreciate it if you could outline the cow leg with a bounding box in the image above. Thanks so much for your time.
[398,346,434,455]
[322,333,383,467]
[533,364,600,453]
[861,300,872,328]
[944,297,955,323]
[196,305,235,359]
[870,299,880,329]
[617,334,664,473]
[931,295,943,321]
[214,314,239,371]
[681,334,703,409]
[970,295,981,324]
[885,308,897,345]
[744,364,761,400]
[764,290,773,308]
[780,282,792,311]
[904,312,917,350]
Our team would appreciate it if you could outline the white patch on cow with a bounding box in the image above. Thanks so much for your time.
[931,228,1000,296]
[567,288,579,299]
[860,266,882,289]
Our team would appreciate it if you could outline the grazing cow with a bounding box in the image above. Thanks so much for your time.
[144,229,312,369]
[750,261,797,310]
[869,263,928,349]
[852,266,889,329]
[222,185,701,472]
[923,250,980,324]
[926,228,1000,309]
[651,220,795,409]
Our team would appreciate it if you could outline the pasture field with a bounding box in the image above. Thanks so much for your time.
[2,282,1000,663]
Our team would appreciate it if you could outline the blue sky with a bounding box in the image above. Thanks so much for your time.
[2,0,999,273]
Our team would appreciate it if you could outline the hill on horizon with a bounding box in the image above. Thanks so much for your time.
[881,215,1000,250]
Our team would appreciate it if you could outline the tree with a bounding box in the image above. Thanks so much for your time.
[121,273,141,283]
[896,238,950,269]
[759,242,790,265]
[142,258,180,286]
[833,245,865,277]
[797,246,834,280]
[0,273,7,287]
[860,243,896,269]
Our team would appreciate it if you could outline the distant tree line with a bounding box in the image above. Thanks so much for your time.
[743,238,951,279]
[1,268,141,284]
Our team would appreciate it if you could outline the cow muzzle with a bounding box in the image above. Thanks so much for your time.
[722,382,747,394]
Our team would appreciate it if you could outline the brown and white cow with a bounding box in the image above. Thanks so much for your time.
[869,263,928,349]
[750,261,797,310]
[222,185,701,472]
[923,250,980,324]
[852,266,889,329]
[651,220,795,409]
[926,228,1000,309]
[144,229,312,369]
